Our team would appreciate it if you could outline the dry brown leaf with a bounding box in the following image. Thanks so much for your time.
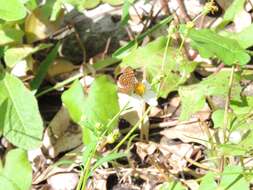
[43,106,82,158]
[160,121,213,146]
[159,143,196,173]
[33,145,82,184]
[135,142,157,161]
[47,58,78,79]
[25,7,64,43]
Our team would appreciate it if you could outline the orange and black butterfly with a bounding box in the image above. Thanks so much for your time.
[117,67,137,94]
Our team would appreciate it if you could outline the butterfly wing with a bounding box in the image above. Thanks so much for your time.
[117,67,137,94]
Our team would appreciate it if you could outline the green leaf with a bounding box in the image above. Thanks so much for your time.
[218,144,247,156]
[120,0,131,26]
[121,36,197,97]
[25,0,38,11]
[199,172,217,190]
[0,28,24,46]
[81,75,120,144]
[219,165,249,190]
[0,72,43,149]
[179,71,242,120]
[0,175,19,190]
[113,16,173,59]
[222,24,253,49]
[62,80,86,124]
[0,0,27,21]
[223,0,246,23]
[93,57,120,70]
[4,43,52,68]
[83,0,100,9]
[212,109,235,129]
[30,42,59,91]
[188,28,250,65]
[91,152,126,173]
[63,76,120,144]
[2,149,32,190]
[50,0,63,21]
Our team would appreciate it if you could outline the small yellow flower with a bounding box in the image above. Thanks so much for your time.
[134,82,146,96]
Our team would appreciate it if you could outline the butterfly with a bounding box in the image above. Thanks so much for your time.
[117,66,137,94]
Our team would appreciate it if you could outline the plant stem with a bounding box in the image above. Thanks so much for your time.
[223,65,235,142]
[112,107,151,152]
[36,72,83,97]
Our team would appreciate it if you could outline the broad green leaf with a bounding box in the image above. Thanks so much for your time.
[212,109,235,129]
[0,0,26,21]
[219,165,249,190]
[179,71,241,120]
[188,28,250,65]
[4,44,52,68]
[2,149,32,190]
[121,36,197,97]
[30,42,59,91]
[62,80,86,124]
[199,172,217,190]
[221,24,253,49]
[0,176,19,190]
[63,76,120,144]
[0,72,43,149]
[0,28,24,46]
[81,75,120,144]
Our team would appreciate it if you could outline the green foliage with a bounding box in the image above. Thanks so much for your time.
[0,28,24,46]
[121,36,197,97]
[62,75,120,144]
[0,149,32,190]
[4,44,51,68]
[62,80,86,124]
[113,16,173,59]
[30,43,59,90]
[199,165,249,190]
[0,72,43,149]
[199,172,217,190]
[217,0,246,29]
[0,0,27,21]
[188,28,250,65]
[179,71,241,120]
[221,24,253,49]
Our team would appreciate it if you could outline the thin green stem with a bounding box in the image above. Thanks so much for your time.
[112,106,151,152]
[223,65,235,142]
[36,72,83,97]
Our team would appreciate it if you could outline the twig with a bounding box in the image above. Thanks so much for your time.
[176,0,191,22]
[101,37,111,59]
[160,0,170,15]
